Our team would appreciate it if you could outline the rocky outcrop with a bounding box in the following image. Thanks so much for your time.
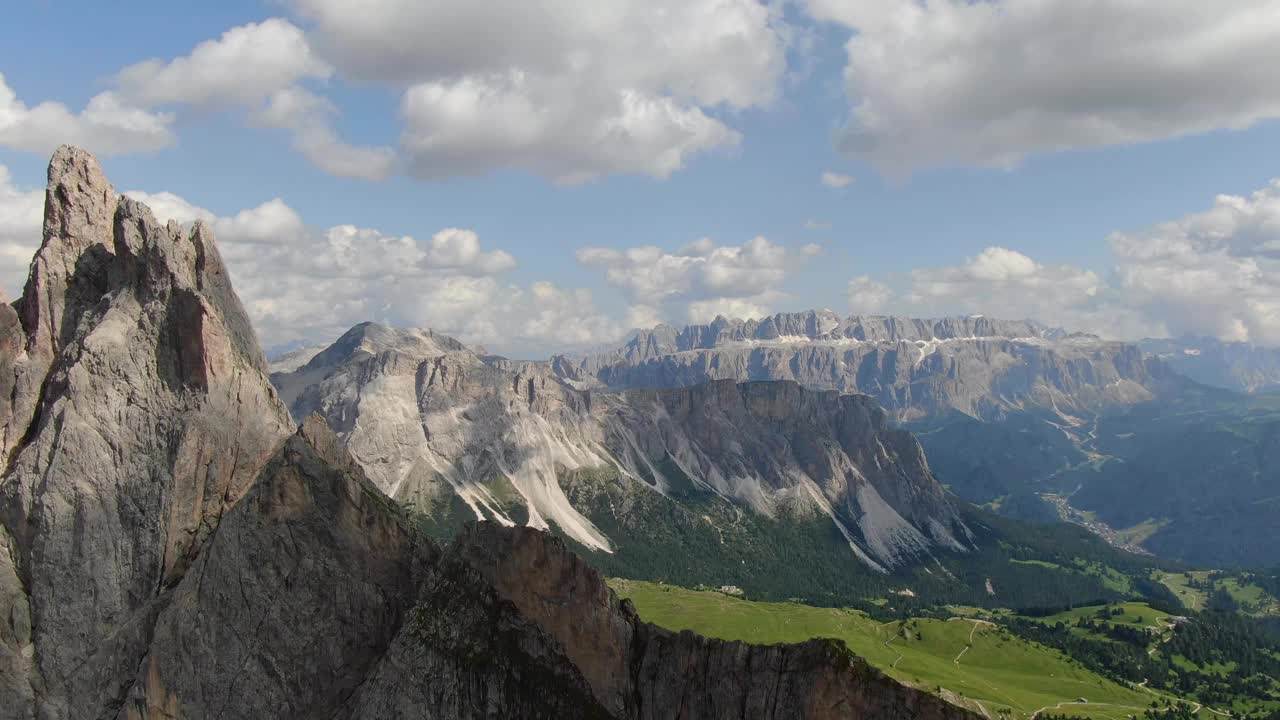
[272,324,970,569]
[603,380,969,570]
[556,310,1171,421]
[349,524,977,720]
[0,146,294,718]
[116,417,432,718]
[0,147,981,719]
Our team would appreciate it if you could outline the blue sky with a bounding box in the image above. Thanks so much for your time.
[3,1,1280,356]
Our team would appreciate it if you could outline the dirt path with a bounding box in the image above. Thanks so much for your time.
[1131,677,1232,718]
[947,617,995,664]
[880,628,904,669]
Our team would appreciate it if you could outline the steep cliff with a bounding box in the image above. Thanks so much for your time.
[348,524,976,720]
[0,147,294,719]
[556,310,1171,422]
[0,147,979,719]
[272,323,971,571]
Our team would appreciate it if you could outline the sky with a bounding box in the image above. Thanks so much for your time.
[2,1,1280,358]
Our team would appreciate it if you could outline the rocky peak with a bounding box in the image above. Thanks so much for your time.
[0,146,294,718]
[17,146,117,360]
[559,310,1166,421]
[301,321,469,372]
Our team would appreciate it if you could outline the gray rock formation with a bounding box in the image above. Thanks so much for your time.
[347,524,977,720]
[272,323,971,570]
[0,146,295,718]
[0,147,980,719]
[116,417,433,718]
[555,310,1170,421]
[1140,335,1280,394]
[266,341,331,374]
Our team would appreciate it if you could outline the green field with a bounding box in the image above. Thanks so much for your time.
[1155,570,1280,616]
[1035,602,1177,637]
[611,579,1199,720]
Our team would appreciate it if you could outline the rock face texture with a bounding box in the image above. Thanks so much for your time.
[0,147,295,719]
[0,147,979,719]
[272,324,971,570]
[554,310,1171,421]
[348,525,977,720]
[116,417,433,718]
[1140,335,1280,394]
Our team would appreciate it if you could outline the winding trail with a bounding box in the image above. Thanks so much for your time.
[948,617,995,665]
[1131,677,1233,718]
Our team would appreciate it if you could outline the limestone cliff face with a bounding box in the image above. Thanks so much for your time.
[602,380,969,570]
[0,147,295,719]
[556,310,1170,421]
[273,324,970,570]
[117,417,433,718]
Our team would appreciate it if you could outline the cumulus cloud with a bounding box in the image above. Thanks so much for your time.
[115,20,394,180]
[1108,180,1280,344]
[846,275,891,313]
[578,235,815,324]
[805,0,1280,176]
[256,87,396,180]
[130,189,616,355]
[0,73,173,157]
[292,0,789,181]
[0,164,43,295]
[900,246,1113,332]
[6,2,791,181]
[846,179,1280,344]
[820,171,852,188]
[116,19,331,107]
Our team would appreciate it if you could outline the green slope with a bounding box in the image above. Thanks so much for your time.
[611,579,1173,720]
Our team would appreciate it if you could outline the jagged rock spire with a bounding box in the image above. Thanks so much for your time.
[0,146,294,717]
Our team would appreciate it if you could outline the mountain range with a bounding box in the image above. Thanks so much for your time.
[0,147,994,719]
[2,146,1276,716]
[270,321,971,573]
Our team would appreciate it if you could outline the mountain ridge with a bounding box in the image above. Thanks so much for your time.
[0,146,981,719]
[553,310,1171,422]
[271,320,972,571]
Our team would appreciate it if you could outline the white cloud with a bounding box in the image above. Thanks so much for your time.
[847,275,891,313]
[687,297,770,323]
[0,164,44,296]
[5,2,792,182]
[806,0,1280,176]
[1108,180,1280,344]
[0,73,173,157]
[901,246,1107,330]
[115,21,394,181]
[803,219,831,231]
[425,228,517,274]
[578,235,814,324]
[132,189,615,355]
[256,87,395,180]
[292,0,790,181]
[845,179,1280,344]
[820,171,852,188]
[400,79,739,182]
[116,19,330,107]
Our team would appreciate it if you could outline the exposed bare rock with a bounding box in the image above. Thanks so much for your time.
[272,324,969,569]
[348,523,978,720]
[0,148,979,720]
[0,146,294,718]
[602,380,970,570]
[116,418,432,718]
[556,310,1172,422]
